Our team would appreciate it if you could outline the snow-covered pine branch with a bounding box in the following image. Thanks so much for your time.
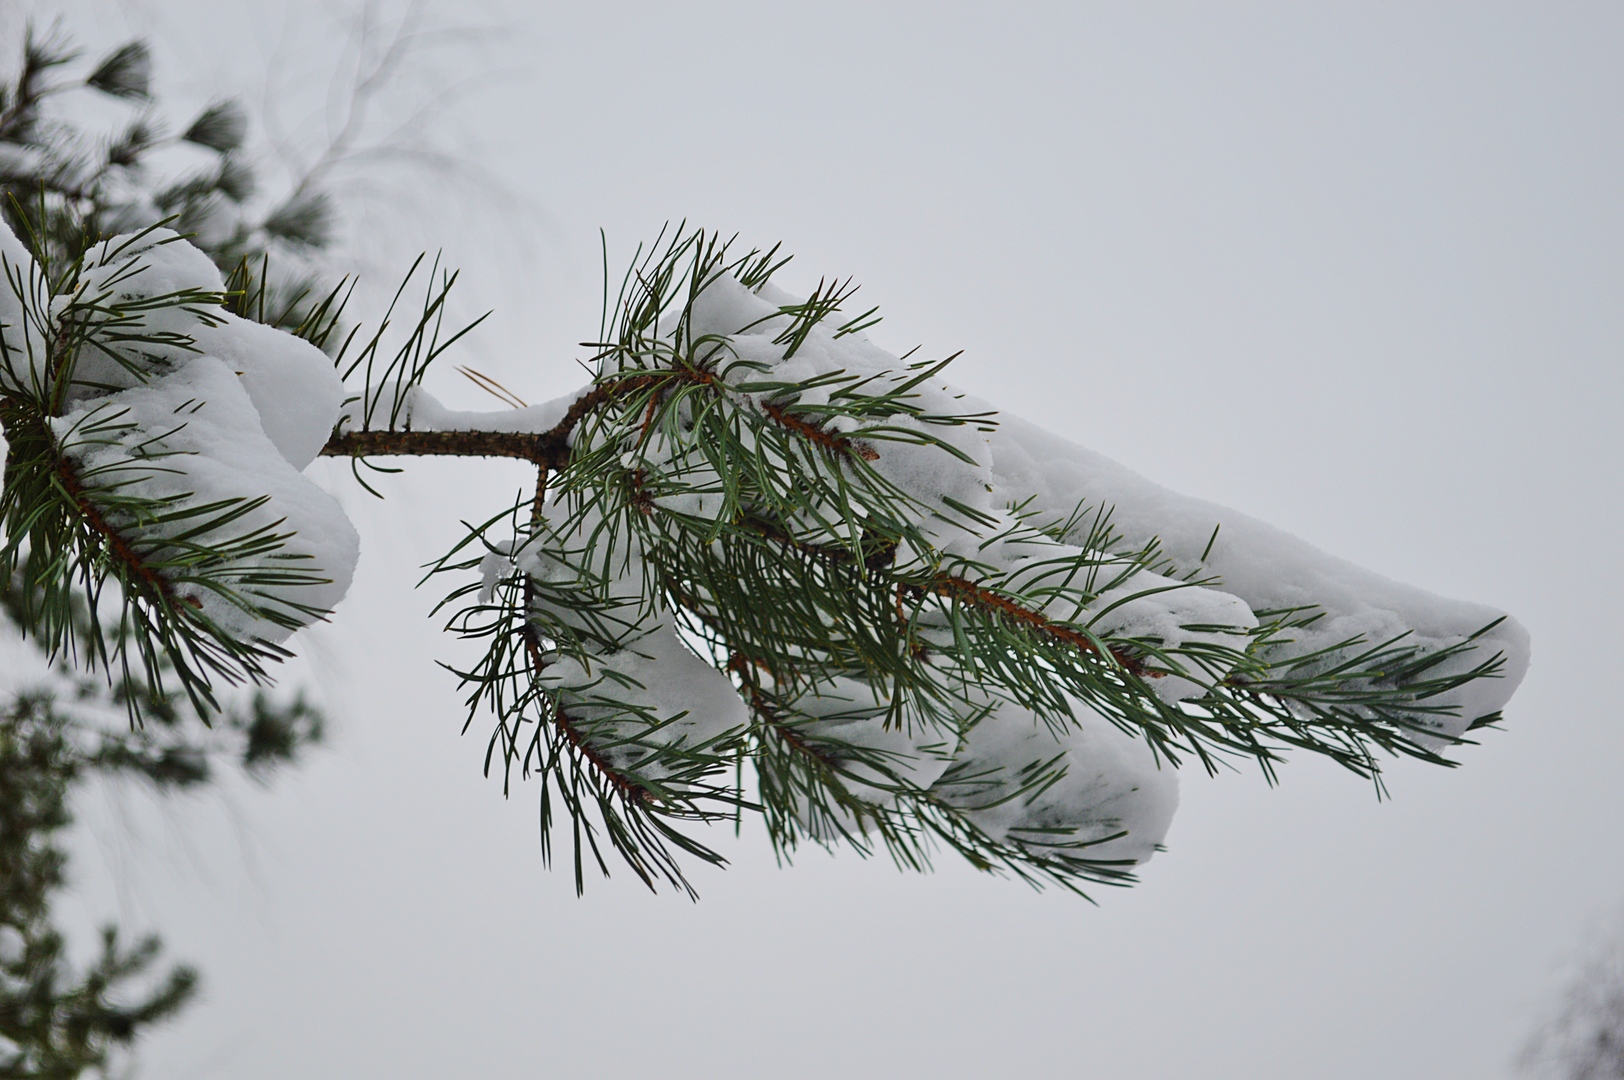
[0,221,1529,896]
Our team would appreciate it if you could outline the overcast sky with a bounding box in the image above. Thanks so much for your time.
[14,2,1624,1077]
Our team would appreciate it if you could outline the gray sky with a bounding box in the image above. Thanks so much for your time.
[27,2,1624,1077]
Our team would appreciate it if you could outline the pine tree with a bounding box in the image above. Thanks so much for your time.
[1520,923,1624,1080]
[0,25,1531,916]
[0,28,333,1076]
[0,590,322,1077]
[0,27,333,330]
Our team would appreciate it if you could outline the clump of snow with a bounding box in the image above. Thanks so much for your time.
[731,671,961,845]
[1084,568,1258,704]
[0,222,50,396]
[788,675,959,796]
[935,696,1179,864]
[492,510,746,775]
[51,357,358,643]
[63,230,228,388]
[538,620,747,775]
[191,312,343,470]
[0,220,359,646]
[382,383,581,437]
[988,415,1532,744]
[65,229,344,468]
[687,276,1004,542]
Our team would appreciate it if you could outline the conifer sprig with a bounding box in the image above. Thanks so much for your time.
[0,227,340,724]
[320,226,1514,894]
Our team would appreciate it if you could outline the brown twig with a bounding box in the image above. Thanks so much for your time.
[321,426,567,466]
[517,599,650,807]
[53,448,192,609]
[760,402,880,461]
[729,662,842,773]
[722,514,1142,675]
[926,575,1150,678]
[318,377,656,466]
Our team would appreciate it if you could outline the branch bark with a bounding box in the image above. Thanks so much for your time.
[320,427,568,466]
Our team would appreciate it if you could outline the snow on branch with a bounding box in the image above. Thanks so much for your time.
[0,220,1530,896]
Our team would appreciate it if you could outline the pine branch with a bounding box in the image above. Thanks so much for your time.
[370,226,1515,892]
[2,201,1520,898]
